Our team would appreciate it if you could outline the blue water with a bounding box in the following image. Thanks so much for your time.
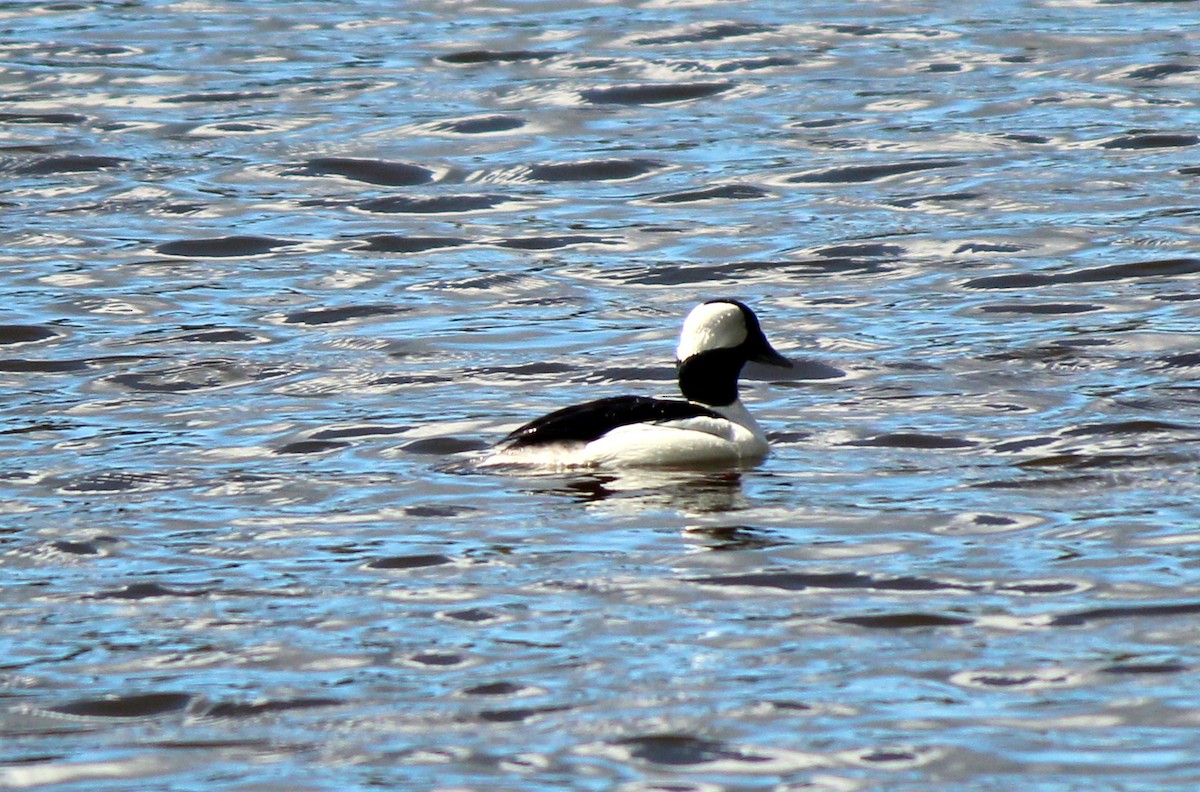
[3,1,1200,788]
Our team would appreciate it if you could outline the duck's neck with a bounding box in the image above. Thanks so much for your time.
[676,349,745,407]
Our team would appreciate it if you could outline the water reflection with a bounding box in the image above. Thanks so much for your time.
[512,468,748,513]
[682,523,787,552]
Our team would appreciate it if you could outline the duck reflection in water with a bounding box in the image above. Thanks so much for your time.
[524,468,748,513]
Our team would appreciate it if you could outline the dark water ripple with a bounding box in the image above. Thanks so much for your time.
[285,158,435,186]
[156,236,297,257]
[49,692,194,719]
[11,155,129,174]
[430,115,526,135]
[526,158,661,182]
[579,81,734,104]
[3,0,1200,789]
[964,257,1200,289]
[0,325,59,344]
[787,158,967,184]
[354,194,513,214]
[437,50,561,65]
[352,234,468,253]
[648,183,770,203]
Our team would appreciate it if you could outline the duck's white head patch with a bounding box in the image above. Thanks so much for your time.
[676,301,748,362]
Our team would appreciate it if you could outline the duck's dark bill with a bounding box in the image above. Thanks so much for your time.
[752,345,792,368]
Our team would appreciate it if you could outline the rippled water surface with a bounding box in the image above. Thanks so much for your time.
[4,0,1200,788]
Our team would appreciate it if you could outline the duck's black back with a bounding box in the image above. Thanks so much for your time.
[502,395,721,449]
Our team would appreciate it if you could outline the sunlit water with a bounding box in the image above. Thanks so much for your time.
[3,1,1200,789]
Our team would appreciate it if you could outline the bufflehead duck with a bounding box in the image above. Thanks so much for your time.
[483,300,791,468]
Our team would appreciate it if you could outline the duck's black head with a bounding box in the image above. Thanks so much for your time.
[675,300,791,406]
